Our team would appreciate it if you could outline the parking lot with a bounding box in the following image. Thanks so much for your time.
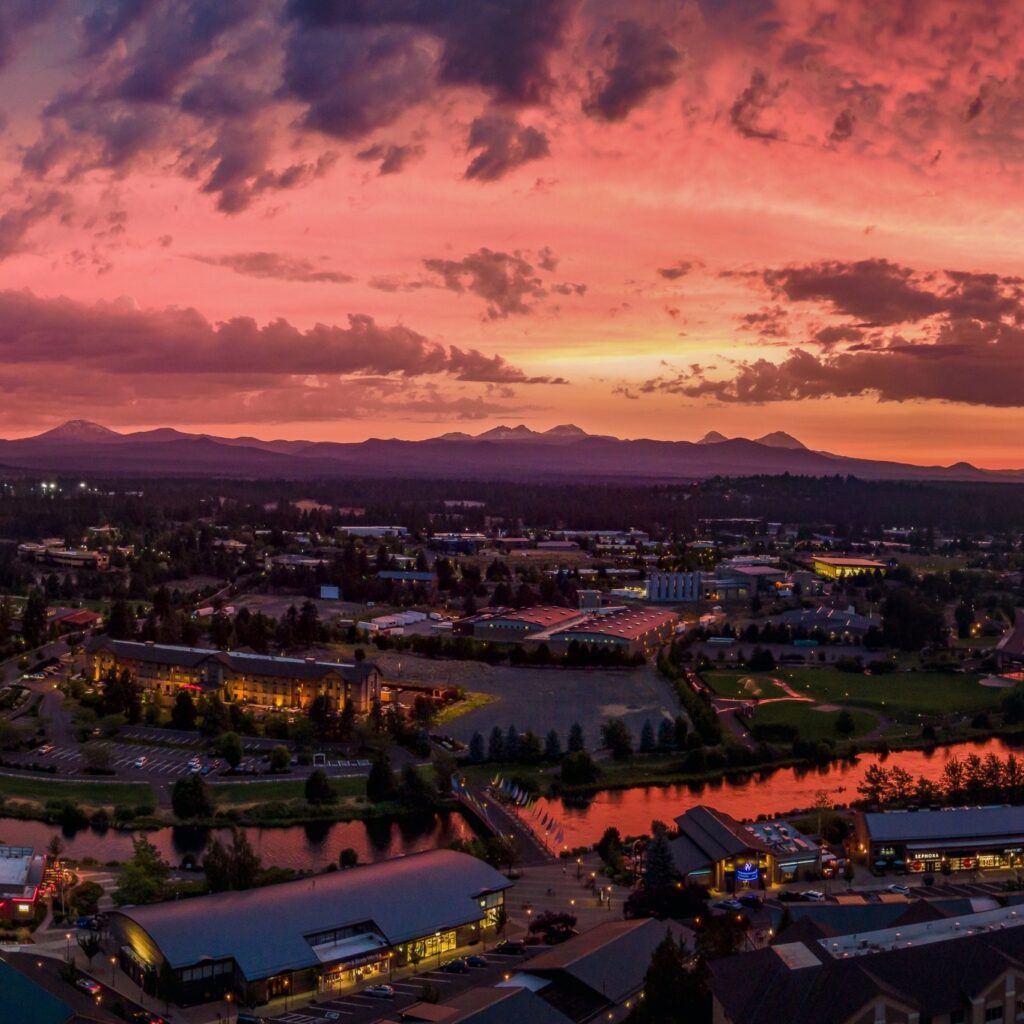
[261,948,531,1024]
[17,739,372,781]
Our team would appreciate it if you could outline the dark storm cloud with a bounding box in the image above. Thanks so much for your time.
[0,0,60,68]
[657,260,695,280]
[189,251,354,284]
[283,0,574,108]
[828,109,856,143]
[0,289,558,386]
[355,142,425,175]
[464,115,550,182]
[423,248,550,319]
[729,69,785,140]
[583,18,681,121]
[634,258,1024,407]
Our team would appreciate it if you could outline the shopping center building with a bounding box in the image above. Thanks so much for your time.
[107,850,511,1007]
[855,805,1024,874]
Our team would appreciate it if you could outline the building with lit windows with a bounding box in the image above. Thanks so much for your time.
[812,555,887,579]
[84,638,381,713]
[0,846,46,922]
[107,850,511,1008]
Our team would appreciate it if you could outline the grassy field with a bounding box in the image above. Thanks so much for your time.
[210,776,367,805]
[434,691,496,725]
[705,667,1001,721]
[749,702,878,742]
[0,775,153,807]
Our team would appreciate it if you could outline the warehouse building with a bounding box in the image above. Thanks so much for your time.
[645,571,703,604]
[107,850,511,1007]
[85,638,382,712]
[539,607,679,658]
[472,606,585,643]
[854,805,1024,875]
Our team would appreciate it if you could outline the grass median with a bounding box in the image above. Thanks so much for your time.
[0,774,154,807]
[210,776,367,805]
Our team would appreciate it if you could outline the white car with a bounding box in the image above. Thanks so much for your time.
[133,756,148,769]
[800,890,826,902]
[886,884,911,895]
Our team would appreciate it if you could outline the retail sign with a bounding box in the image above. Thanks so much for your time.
[735,861,759,883]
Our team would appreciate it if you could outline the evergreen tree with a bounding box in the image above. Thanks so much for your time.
[544,729,562,760]
[305,769,337,804]
[640,719,656,753]
[104,598,135,642]
[643,827,676,894]
[113,836,169,906]
[505,725,521,762]
[657,718,674,750]
[170,691,197,731]
[366,754,396,802]
[567,722,585,752]
[21,588,49,647]
[487,726,505,762]
[468,731,486,762]
[673,715,689,748]
[171,774,212,819]
[626,932,703,1023]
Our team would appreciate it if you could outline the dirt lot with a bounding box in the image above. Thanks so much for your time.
[373,651,680,747]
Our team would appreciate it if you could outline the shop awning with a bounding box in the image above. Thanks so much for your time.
[311,932,389,966]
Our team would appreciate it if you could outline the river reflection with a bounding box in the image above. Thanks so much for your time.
[0,810,475,869]
[537,736,1024,846]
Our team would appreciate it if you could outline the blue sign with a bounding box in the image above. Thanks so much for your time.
[735,862,759,883]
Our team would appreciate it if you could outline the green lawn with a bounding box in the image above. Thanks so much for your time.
[749,702,878,743]
[705,667,999,721]
[434,691,496,725]
[0,775,153,807]
[211,776,366,804]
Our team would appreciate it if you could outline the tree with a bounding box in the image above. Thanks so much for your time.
[748,646,776,672]
[171,774,213,819]
[673,716,689,748]
[640,719,656,753]
[338,847,359,869]
[198,693,229,737]
[544,729,562,760]
[528,911,577,945]
[643,827,676,896]
[305,769,337,804]
[366,754,396,802]
[269,744,290,772]
[170,691,197,731]
[77,931,101,965]
[601,718,633,760]
[954,602,975,639]
[469,731,486,762]
[835,710,856,737]
[567,722,585,752]
[113,836,169,906]
[399,762,433,804]
[561,750,600,785]
[21,588,49,648]
[519,730,543,763]
[217,731,243,769]
[203,829,262,892]
[626,932,705,1024]
[657,718,674,750]
[83,743,111,773]
[487,726,505,761]
[105,599,136,642]
[505,725,521,761]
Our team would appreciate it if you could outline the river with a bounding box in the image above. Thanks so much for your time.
[0,810,475,869]
[5,738,1023,867]
[534,736,1024,847]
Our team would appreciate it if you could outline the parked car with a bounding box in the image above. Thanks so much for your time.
[441,958,469,974]
[738,894,762,909]
[714,899,744,912]
[364,984,395,999]
[494,941,526,955]
[465,955,487,968]
[800,890,826,902]
[37,744,54,755]
[133,756,147,769]
[886,884,911,896]
[76,978,102,996]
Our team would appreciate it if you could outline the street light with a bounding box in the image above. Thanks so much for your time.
[65,932,72,964]
[110,956,116,983]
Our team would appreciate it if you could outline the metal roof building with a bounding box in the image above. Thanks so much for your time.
[108,850,511,1008]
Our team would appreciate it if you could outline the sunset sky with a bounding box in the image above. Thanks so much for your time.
[2,0,1023,466]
